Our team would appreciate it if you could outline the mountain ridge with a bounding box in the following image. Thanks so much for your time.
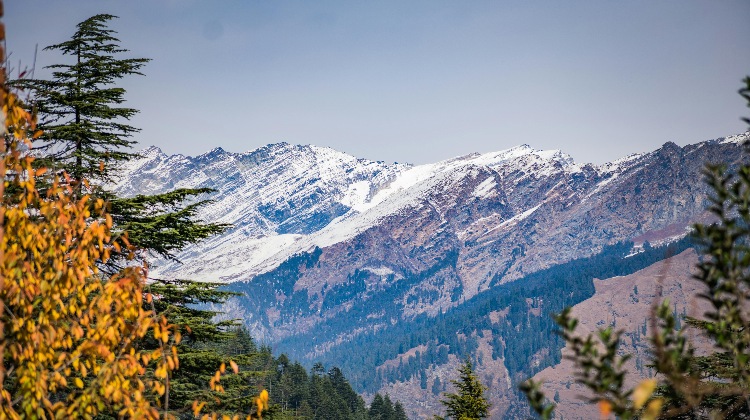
[112,132,750,343]
[116,134,748,285]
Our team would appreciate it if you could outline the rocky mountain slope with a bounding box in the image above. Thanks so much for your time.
[114,143,410,279]
[114,133,748,418]
[534,249,710,419]
[116,133,747,327]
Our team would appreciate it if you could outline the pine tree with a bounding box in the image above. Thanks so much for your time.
[19,14,147,186]
[285,362,311,410]
[369,394,386,420]
[393,401,409,420]
[18,14,228,267]
[123,278,275,417]
[433,377,443,396]
[328,366,362,414]
[382,394,396,419]
[437,359,490,420]
[306,364,352,420]
[108,189,228,266]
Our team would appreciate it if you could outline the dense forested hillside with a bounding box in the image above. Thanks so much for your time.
[223,237,693,417]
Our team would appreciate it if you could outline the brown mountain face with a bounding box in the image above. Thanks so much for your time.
[534,249,711,420]
[371,249,709,419]
[367,333,517,419]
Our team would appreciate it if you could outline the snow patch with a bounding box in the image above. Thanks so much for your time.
[498,204,541,228]
[720,132,750,145]
[341,181,372,210]
[362,266,402,279]
[472,177,497,198]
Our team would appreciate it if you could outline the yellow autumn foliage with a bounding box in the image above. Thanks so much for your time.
[0,82,178,418]
[0,8,265,418]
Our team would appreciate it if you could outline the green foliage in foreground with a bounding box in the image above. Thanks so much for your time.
[109,189,229,262]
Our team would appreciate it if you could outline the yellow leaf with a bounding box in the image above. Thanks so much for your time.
[598,400,612,419]
[0,93,180,418]
[192,401,206,417]
[642,398,664,420]
[633,379,657,409]
[230,360,239,374]
[256,389,270,417]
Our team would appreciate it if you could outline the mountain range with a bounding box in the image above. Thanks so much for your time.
[114,133,749,418]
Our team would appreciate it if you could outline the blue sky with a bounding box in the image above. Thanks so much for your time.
[10,1,750,164]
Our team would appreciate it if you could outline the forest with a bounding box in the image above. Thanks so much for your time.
[263,238,693,396]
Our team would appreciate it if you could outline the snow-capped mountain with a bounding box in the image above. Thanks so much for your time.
[114,142,410,279]
[113,141,594,282]
[115,133,749,418]
[112,131,749,337]
[115,133,747,292]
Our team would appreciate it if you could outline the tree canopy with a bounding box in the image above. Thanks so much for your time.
[17,13,227,268]
[18,14,147,186]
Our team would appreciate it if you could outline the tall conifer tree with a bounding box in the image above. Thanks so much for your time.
[14,14,244,416]
[21,14,145,185]
[393,401,409,420]
[369,394,387,420]
[19,14,227,266]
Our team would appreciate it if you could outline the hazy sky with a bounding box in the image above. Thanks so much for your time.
[9,1,750,165]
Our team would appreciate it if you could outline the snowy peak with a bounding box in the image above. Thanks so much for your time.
[720,132,750,144]
[197,146,229,160]
[139,145,165,157]
[114,133,748,284]
[114,141,412,280]
[448,144,581,180]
